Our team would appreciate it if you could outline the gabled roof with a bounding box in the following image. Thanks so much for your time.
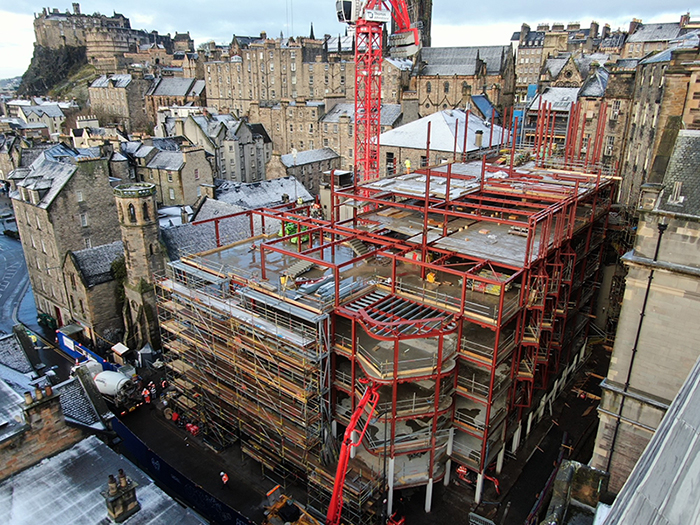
[54,369,112,430]
[0,378,24,443]
[656,130,700,217]
[321,103,402,127]
[379,109,508,153]
[90,74,133,89]
[281,147,339,167]
[148,77,204,98]
[146,150,184,171]
[627,22,681,43]
[217,176,312,209]
[70,240,124,288]
[417,46,510,76]
[528,87,580,112]
[11,143,103,209]
[20,104,65,119]
[0,333,33,374]
[579,67,610,98]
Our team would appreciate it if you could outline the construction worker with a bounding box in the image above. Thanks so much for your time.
[142,387,151,405]
[149,381,157,400]
[220,471,229,489]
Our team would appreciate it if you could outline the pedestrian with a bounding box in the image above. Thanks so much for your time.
[149,381,157,400]
[220,471,229,489]
[142,388,151,405]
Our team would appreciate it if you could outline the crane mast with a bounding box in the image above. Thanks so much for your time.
[337,0,420,186]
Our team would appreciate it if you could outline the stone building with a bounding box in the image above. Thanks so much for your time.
[155,108,272,182]
[408,46,515,116]
[84,26,149,74]
[17,104,65,136]
[145,78,206,124]
[173,32,194,53]
[617,46,700,211]
[62,241,125,347]
[524,86,579,146]
[114,183,164,351]
[591,130,700,492]
[539,53,608,90]
[9,143,121,329]
[574,65,636,173]
[0,134,22,182]
[33,4,130,49]
[88,74,153,132]
[621,15,690,59]
[121,140,214,206]
[277,147,340,195]
[250,99,402,168]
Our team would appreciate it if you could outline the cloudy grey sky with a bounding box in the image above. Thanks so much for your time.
[0,1,693,79]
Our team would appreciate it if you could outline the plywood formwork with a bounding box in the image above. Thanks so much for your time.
[155,147,614,519]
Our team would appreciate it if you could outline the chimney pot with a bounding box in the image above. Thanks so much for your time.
[118,469,128,488]
[34,387,43,401]
[24,391,33,405]
[45,385,53,397]
[108,475,118,495]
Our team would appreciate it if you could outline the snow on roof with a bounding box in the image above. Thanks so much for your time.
[528,87,580,112]
[379,109,509,153]
[281,147,339,167]
[90,74,133,89]
[0,435,204,524]
[217,176,312,209]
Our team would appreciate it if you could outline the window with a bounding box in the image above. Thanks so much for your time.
[426,81,432,93]
[169,188,175,201]
[41,239,46,253]
[80,213,87,227]
[444,82,449,94]
[194,168,200,180]
[167,172,173,182]
[290,124,294,132]
[76,190,83,202]
[420,156,428,167]
[462,81,468,95]
[309,123,314,133]
[128,203,137,223]
[386,152,395,175]
[84,238,91,249]
[142,202,150,221]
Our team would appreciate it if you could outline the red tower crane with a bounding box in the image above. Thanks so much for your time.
[337,0,421,185]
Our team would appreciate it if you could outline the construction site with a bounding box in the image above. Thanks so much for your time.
[153,100,615,523]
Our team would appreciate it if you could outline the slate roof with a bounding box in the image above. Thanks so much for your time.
[148,78,205,98]
[579,67,610,98]
[627,22,681,43]
[417,46,509,76]
[321,103,402,127]
[71,241,124,288]
[249,123,272,143]
[656,130,700,217]
[0,377,25,444]
[0,334,33,374]
[11,143,103,210]
[640,48,675,64]
[471,94,499,119]
[528,87,580,112]
[147,150,184,171]
[217,176,312,209]
[192,197,246,222]
[281,147,339,167]
[90,74,133,89]
[0,435,205,524]
[53,369,112,430]
[612,58,640,70]
[379,109,509,153]
[600,32,627,49]
[20,104,65,119]
[512,30,545,47]
[602,354,700,524]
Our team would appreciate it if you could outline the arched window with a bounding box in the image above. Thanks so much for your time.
[142,202,149,221]
[128,203,136,223]
[149,244,154,255]
[426,81,432,93]
[462,81,468,95]
[444,82,449,94]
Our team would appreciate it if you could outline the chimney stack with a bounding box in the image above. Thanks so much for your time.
[102,471,141,523]
[475,130,484,149]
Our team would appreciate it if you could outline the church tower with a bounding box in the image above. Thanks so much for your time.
[114,183,164,351]
[392,0,432,48]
